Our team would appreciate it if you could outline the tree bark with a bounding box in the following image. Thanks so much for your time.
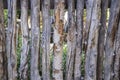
[85,0,101,80]
[104,0,120,80]
[6,0,17,80]
[52,0,64,80]
[74,0,84,80]
[0,0,7,79]
[19,0,29,80]
[113,19,120,80]
[97,0,108,80]
[66,0,76,80]
[83,0,94,53]
[30,0,41,80]
[41,0,51,80]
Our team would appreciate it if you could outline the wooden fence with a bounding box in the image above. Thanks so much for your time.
[0,0,120,80]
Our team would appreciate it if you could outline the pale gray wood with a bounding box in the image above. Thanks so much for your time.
[74,0,84,80]
[85,0,101,80]
[66,0,76,80]
[97,0,108,80]
[83,0,94,53]
[41,0,51,80]
[19,0,29,80]
[30,0,41,80]
[6,0,17,80]
[113,20,120,80]
[104,0,120,80]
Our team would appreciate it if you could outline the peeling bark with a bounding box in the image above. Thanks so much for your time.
[85,0,101,80]
[30,0,41,80]
[41,0,51,80]
[19,0,29,80]
[52,0,65,80]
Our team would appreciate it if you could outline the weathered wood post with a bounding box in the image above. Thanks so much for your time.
[6,0,17,80]
[113,19,120,80]
[52,0,65,80]
[41,0,51,80]
[104,0,120,80]
[74,0,84,80]
[66,0,76,80]
[85,0,101,80]
[19,0,29,79]
[0,0,7,79]
[97,0,108,80]
[30,0,41,79]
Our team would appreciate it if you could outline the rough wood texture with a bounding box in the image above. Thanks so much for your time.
[66,0,76,80]
[30,0,41,80]
[113,19,120,80]
[19,0,29,79]
[104,0,120,80]
[6,0,17,80]
[41,0,51,80]
[97,0,108,80]
[74,0,84,80]
[52,0,64,80]
[0,0,7,79]
[3,0,112,9]
[85,0,101,80]
[83,0,94,53]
